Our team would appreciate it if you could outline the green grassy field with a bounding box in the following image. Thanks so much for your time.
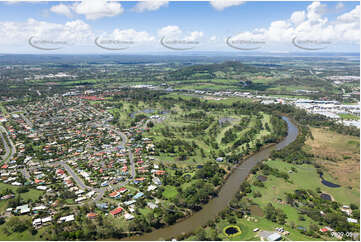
[185,214,321,241]
[162,185,178,200]
[250,159,359,207]
[339,113,360,120]
[0,183,45,213]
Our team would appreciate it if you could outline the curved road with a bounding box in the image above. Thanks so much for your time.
[0,125,16,163]
[56,120,135,203]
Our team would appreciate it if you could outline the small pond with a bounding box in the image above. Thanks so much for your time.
[223,225,242,237]
[320,174,340,188]
[257,175,267,182]
[320,193,332,201]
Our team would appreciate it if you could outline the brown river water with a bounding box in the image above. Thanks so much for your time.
[124,117,298,241]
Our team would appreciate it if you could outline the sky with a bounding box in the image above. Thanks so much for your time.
[0,0,359,54]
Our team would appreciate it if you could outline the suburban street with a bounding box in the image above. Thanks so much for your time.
[0,125,16,163]
[51,115,136,203]
[0,127,10,162]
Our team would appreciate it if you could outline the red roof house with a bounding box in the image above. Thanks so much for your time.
[110,207,123,216]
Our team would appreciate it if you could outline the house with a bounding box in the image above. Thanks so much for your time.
[109,191,120,198]
[96,203,108,210]
[86,191,95,198]
[33,205,47,211]
[147,202,158,209]
[110,207,123,216]
[124,213,135,220]
[347,218,358,223]
[56,169,65,175]
[34,179,45,184]
[216,157,224,162]
[267,233,282,241]
[1,194,14,200]
[87,213,97,219]
[155,170,165,175]
[36,185,47,191]
[320,228,329,233]
[124,200,136,206]
[153,177,162,185]
[41,216,52,223]
[341,206,352,216]
[134,177,145,184]
[16,204,30,214]
[147,185,157,192]
[118,187,127,193]
[75,189,85,195]
[33,218,42,227]
[75,196,86,203]
[133,192,144,200]
[59,214,75,223]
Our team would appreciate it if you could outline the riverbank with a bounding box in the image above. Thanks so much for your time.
[119,117,298,241]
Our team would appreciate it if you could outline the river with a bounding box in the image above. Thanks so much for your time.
[125,116,298,241]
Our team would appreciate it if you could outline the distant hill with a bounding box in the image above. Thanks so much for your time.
[167,61,263,80]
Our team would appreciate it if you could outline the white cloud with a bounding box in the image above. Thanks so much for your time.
[158,25,182,37]
[184,31,204,41]
[210,0,245,11]
[306,1,327,23]
[290,11,305,25]
[50,4,73,18]
[133,0,168,13]
[210,35,217,41]
[158,26,203,41]
[0,18,93,45]
[73,0,124,20]
[337,5,360,23]
[229,2,360,44]
[110,28,154,42]
[49,0,124,20]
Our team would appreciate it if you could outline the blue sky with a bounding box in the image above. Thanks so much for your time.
[0,1,359,53]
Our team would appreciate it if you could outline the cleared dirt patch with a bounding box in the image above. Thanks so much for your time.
[249,205,264,217]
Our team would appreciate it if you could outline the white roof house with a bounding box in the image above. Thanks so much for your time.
[124,213,135,220]
[75,196,86,203]
[33,218,42,226]
[41,216,52,223]
[33,205,47,211]
[267,233,282,241]
[36,186,47,191]
[59,214,75,223]
[16,204,30,214]
[147,202,158,209]
[147,185,157,192]
[347,218,358,223]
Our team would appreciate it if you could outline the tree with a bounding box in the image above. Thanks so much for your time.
[147,121,154,128]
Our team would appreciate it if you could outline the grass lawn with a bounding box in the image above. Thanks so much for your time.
[0,183,44,212]
[252,159,359,206]
[0,215,45,241]
[185,215,320,241]
[0,103,7,115]
[339,113,360,120]
[162,185,178,200]
[305,127,360,191]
